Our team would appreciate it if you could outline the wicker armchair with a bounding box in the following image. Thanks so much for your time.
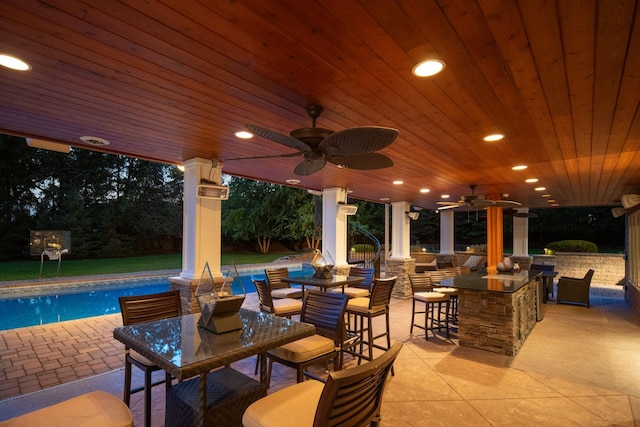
[556,269,594,308]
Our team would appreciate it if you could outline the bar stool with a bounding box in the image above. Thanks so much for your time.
[428,271,458,325]
[432,285,458,325]
[343,277,397,372]
[408,274,450,340]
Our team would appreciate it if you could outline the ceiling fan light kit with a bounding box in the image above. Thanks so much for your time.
[436,184,521,210]
[239,105,398,176]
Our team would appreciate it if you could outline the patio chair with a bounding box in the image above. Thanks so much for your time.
[243,342,403,427]
[252,278,303,318]
[266,290,349,387]
[328,266,374,298]
[343,277,396,374]
[253,277,304,375]
[118,290,182,427]
[408,273,450,340]
[556,269,594,307]
[265,267,303,299]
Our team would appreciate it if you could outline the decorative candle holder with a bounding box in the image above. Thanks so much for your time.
[196,261,246,333]
[311,249,334,279]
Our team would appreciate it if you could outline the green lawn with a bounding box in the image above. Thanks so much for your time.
[0,252,298,282]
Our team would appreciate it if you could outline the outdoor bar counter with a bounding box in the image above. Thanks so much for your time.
[439,270,542,356]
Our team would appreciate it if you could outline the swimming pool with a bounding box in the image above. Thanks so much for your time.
[0,263,313,331]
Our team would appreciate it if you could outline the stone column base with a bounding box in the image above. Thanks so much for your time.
[169,275,227,315]
[386,258,415,299]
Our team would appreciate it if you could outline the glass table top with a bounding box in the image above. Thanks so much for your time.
[113,308,315,379]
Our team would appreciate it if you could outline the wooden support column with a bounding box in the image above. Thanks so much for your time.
[486,206,503,274]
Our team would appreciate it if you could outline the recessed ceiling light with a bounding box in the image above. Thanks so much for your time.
[235,131,253,139]
[551,203,559,207]
[285,179,300,185]
[525,178,539,183]
[380,197,390,202]
[541,194,551,198]
[483,134,505,142]
[80,136,110,146]
[547,199,556,203]
[534,187,546,191]
[420,188,430,193]
[393,180,403,185]
[412,59,445,77]
[0,54,31,71]
[441,194,450,199]
[512,165,527,170]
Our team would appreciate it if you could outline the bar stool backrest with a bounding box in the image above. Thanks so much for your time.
[265,267,290,290]
[408,273,433,294]
[347,267,375,290]
[368,277,397,310]
[313,342,403,427]
[252,278,274,313]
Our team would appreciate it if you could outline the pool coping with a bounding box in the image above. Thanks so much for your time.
[0,259,313,291]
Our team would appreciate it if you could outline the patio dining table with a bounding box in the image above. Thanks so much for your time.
[281,274,365,293]
[113,308,315,426]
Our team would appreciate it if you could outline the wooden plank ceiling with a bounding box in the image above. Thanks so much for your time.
[1,0,639,210]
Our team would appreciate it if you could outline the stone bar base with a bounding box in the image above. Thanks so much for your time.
[386,258,415,299]
[457,279,538,356]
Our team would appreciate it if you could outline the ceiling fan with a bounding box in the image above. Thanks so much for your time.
[229,105,398,176]
[437,185,521,210]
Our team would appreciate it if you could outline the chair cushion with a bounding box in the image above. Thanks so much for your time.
[433,287,458,296]
[463,255,481,267]
[272,298,303,316]
[414,291,449,303]
[346,296,370,313]
[271,288,303,299]
[346,297,387,315]
[328,287,369,298]
[268,334,335,363]
[0,391,133,427]
[242,379,324,427]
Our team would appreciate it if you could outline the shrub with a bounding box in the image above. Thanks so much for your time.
[546,240,598,253]
[351,243,375,253]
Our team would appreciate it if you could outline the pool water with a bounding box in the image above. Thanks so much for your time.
[0,264,313,331]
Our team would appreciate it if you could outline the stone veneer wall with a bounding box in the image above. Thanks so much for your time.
[457,278,538,356]
[386,258,414,299]
[410,252,624,286]
[531,253,625,286]
[169,276,227,314]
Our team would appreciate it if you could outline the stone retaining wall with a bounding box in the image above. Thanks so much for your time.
[409,252,625,286]
[531,253,625,286]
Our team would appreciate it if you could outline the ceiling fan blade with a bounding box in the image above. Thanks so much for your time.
[246,124,312,153]
[470,199,496,207]
[226,152,302,161]
[327,152,393,170]
[294,158,326,176]
[319,126,398,155]
[436,201,461,206]
[493,200,522,207]
[437,204,460,210]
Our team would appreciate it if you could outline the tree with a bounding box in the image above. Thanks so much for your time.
[222,177,315,253]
